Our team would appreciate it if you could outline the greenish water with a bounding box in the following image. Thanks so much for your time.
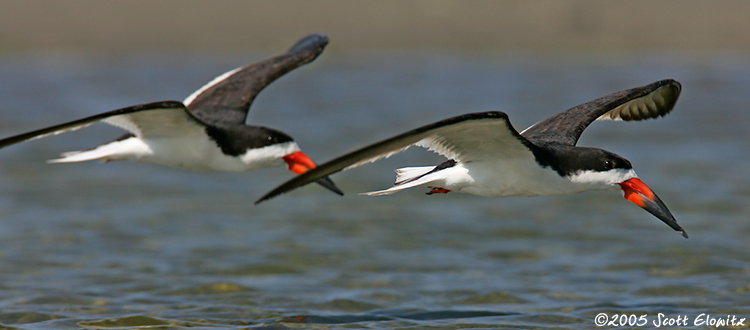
[0,52,748,329]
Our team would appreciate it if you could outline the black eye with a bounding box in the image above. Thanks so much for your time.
[604,160,614,169]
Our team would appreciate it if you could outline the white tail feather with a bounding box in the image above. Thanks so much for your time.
[394,166,435,185]
[360,165,437,196]
[47,138,151,164]
[48,147,114,164]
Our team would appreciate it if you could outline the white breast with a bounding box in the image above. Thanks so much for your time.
[144,139,300,172]
[455,159,579,197]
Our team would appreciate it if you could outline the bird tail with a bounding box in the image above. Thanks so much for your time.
[47,137,147,164]
[48,145,117,164]
[360,166,436,196]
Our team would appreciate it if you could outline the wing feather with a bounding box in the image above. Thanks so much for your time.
[597,80,680,121]
[104,106,208,139]
[186,34,329,125]
[256,111,536,204]
[521,79,681,146]
[0,101,199,149]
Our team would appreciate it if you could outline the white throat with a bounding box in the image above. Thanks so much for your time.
[568,168,638,191]
[238,141,301,170]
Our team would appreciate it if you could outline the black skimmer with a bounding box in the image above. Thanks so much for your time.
[256,79,687,238]
[0,33,342,196]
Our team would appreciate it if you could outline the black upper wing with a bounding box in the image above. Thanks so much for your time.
[255,112,527,204]
[0,101,191,149]
[185,33,329,125]
[521,79,681,146]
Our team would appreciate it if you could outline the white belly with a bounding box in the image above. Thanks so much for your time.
[457,160,583,197]
[363,159,589,197]
[143,138,298,172]
[142,137,252,171]
[50,136,297,172]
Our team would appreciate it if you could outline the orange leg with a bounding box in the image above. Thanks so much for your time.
[426,187,451,195]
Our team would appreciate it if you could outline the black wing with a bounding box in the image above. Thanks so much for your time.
[184,33,329,125]
[521,79,681,146]
[0,101,194,149]
[255,112,530,204]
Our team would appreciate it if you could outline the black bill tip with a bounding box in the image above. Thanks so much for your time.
[620,178,688,239]
[316,176,344,196]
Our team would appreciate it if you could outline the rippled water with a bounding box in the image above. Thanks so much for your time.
[0,51,748,329]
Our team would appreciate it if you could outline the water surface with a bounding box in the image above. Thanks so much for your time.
[0,51,748,329]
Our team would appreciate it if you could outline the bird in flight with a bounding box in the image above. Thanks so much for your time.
[0,33,342,196]
[256,79,686,238]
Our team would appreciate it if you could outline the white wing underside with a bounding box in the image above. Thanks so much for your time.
[40,107,208,163]
[102,108,207,138]
[18,106,205,146]
[343,144,414,170]
[342,116,533,175]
